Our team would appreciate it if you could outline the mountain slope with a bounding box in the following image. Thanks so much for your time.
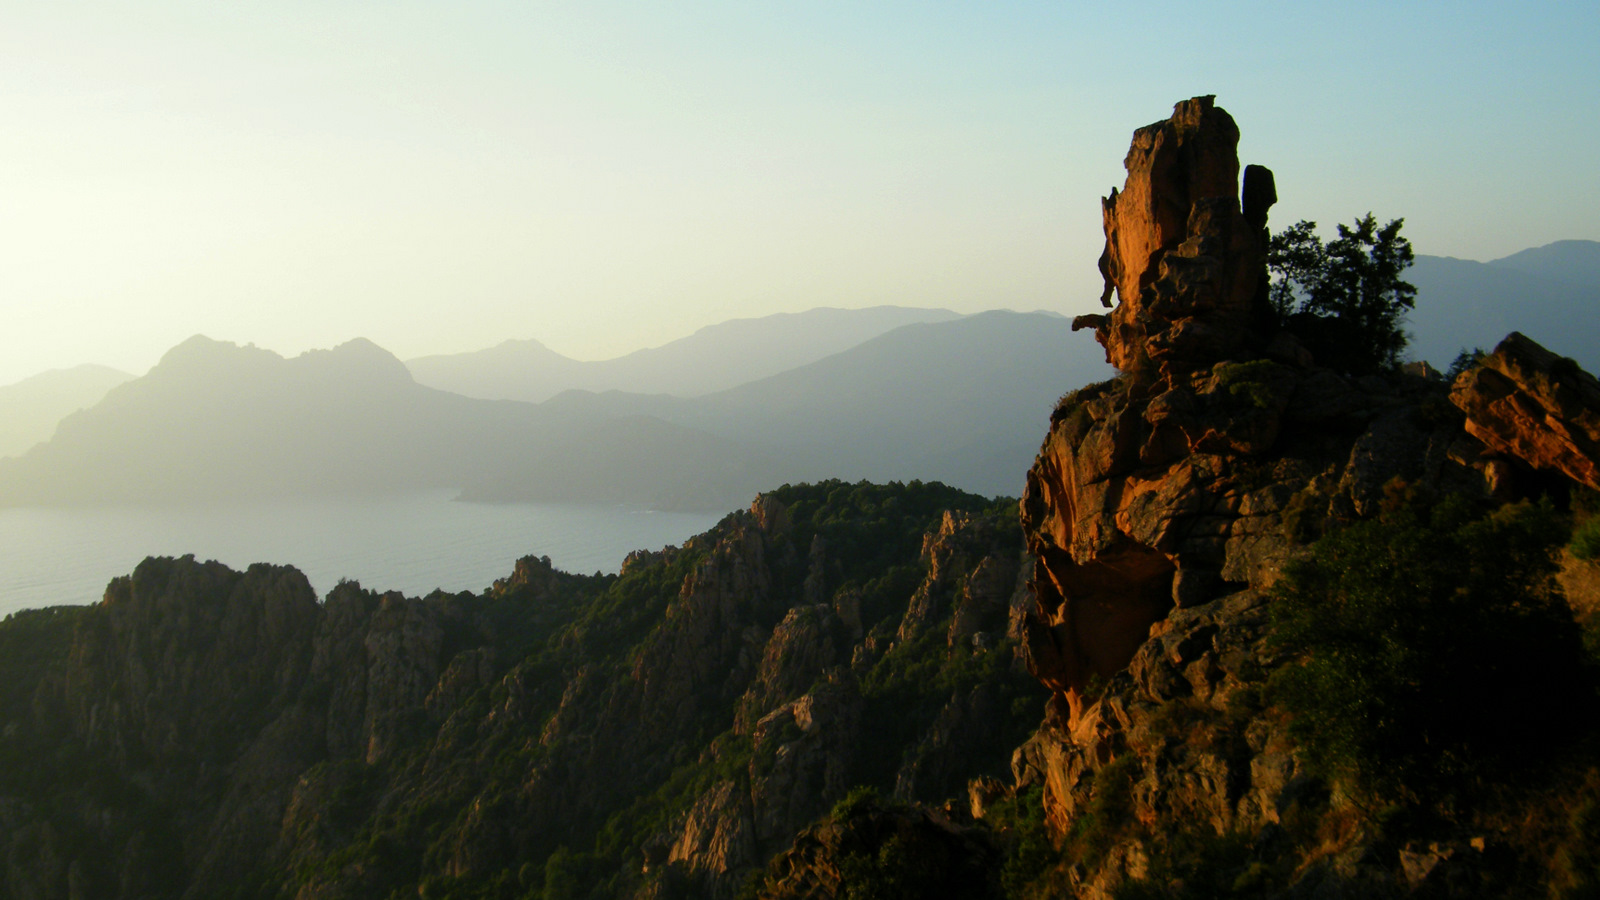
[0,364,133,459]
[462,311,1115,504]
[0,481,1042,899]
[667,311,1110,497]
[1488,238,1600,289]
[406,305,963,402]
[1406,253,1600,371]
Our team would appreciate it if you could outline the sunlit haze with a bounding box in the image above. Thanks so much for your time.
[3,1,1596,385]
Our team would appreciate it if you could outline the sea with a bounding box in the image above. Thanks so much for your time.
[0,491,726,619]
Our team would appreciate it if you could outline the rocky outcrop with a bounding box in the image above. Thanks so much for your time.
[0,557,518,900]
[645,500,1036,899]
[1012,590,1287,843]
[1076,96,1276,377]
[898,509,1018,644]
[1019,354,1488,725]
[1006,97,1600,899]
[1452,331,1600,491]
[1019,97,1512,728]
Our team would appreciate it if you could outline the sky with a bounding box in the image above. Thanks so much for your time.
[2,1,1596,386]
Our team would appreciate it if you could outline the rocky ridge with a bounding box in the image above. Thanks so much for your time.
[0,481,1044,900]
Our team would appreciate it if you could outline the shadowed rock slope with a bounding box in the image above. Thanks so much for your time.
[0,480,1046,900]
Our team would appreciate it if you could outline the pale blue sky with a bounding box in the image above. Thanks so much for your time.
[2,1,1595,384]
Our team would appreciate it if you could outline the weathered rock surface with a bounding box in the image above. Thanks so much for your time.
[645,501,1036,899]
[1451,330,1600,491]
[1019,356,1484,725]
[1079,96,1275,377]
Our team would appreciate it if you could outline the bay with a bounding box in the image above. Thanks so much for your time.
[0,491,725,618]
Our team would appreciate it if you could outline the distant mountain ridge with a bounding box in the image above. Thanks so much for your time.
[0,336,773,510]
[0,364,133,459]
[1487,238,1600,289]
[465,310,1106,502]
[1408,239,1600,372]
[0,312,1107,510]
[406,305,964,402]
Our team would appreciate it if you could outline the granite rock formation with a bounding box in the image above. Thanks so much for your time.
[1451,331,1600,492]
[1007,97,1600,898]
[1075,96,1277,377]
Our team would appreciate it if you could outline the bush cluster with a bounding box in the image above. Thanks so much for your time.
[1268,215,1416,374]
[1267,491,1588,808]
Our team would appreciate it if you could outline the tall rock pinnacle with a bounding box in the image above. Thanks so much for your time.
[1075,96,1276,379]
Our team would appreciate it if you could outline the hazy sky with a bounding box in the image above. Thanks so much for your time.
[3,1,1596,385]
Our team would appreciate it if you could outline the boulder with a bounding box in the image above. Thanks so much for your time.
[1451,331,1600,491]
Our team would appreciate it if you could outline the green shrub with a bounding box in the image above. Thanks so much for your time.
[1446,346,1487,379]
[985,787,1060,899]
[1571,517,1600,561]
[1268,494,1587,807]
[1069,753,1139,864]
[1268,215,1416,373]
[1212,360,1280,410]
[1112,829,1260,900]
[831,785,883,820]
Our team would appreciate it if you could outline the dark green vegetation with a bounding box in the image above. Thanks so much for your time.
[0,479,1045,900]
[1268,490,1588,808]
[1447,346,1488,379]
[1573,490,1600,562]
[1268,215,1417,373]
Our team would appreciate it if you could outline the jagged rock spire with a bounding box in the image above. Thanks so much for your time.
[1074,96,1275,379]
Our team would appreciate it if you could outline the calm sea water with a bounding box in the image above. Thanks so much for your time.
[0,492,725,618]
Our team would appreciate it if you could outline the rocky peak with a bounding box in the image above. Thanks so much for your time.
[491,553,561,598]
[1022,99,1486,728]
[1007,98,1600,899]
[1074,96,1276,380]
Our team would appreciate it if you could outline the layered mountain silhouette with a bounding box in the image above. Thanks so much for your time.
[0,364,133,459]
[1408,239,1600,371]
[407,305,963,402]
[9,233,1591,512]
[466,311,1105,502]
[0,336,767,510]
[0,311,1108,510]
